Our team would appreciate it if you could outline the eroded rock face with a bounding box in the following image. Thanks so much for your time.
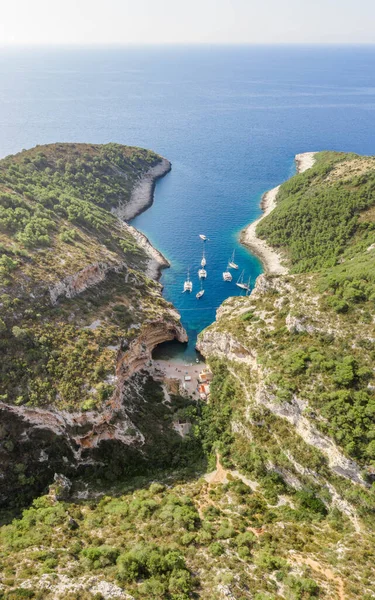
[197,271,368,517]
[50,473,72,501]
[49,261,125,304]
[0,317,188,508]
[117,317,187,380]
[197,331,256,366]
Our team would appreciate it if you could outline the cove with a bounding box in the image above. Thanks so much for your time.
[1,45,375,359]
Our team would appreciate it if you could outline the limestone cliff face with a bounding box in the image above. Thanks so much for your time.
[0,144,186,508]
[197,272,368,526]
[0,315,187,507]
[49,261,126,304]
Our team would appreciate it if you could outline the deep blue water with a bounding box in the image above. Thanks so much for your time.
[1,45,375,357]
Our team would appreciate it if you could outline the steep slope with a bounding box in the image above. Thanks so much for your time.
[194,151,375,595]
[0,143,191,508]
[199,151,375,498]
[2,151,375,600]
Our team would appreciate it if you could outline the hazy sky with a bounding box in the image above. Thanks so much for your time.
[1,0,375,45]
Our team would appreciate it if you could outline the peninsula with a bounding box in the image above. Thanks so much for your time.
[240,151,318,275]
[1,147,375,600]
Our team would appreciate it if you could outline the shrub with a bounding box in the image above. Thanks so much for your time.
[81,546,120,569]
[209,542,225,556]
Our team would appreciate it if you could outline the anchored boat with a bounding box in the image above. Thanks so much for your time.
[201,247,206,267]
[198,267,207,279]
[196,281,205,299]
[183,268,193,293]
[236,270,250,290]
[229,250,239,270]
[223,264,232,281]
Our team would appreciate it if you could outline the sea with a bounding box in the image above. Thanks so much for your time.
[1,45,375,358]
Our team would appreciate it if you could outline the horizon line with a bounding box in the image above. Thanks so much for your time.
[1,41,375,48]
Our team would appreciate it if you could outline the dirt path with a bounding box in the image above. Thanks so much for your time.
[204,453,229,484]
[292,554,346,600]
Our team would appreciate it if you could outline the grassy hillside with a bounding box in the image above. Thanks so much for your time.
[0,143,171,411]
[2,149,375,599]
[191,152,375,597]
[257,151,375,308]
[1,462,371,600]
[0,143,196,511]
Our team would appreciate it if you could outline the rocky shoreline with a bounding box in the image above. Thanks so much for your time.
[115,157,172,222]
[124,222,170,280]
[240,152,318,275]
[295,151,318,173]
[114,157,172,281]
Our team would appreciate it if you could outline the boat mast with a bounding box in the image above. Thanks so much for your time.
[237,269,244,285]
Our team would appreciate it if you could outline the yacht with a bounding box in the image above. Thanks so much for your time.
[229,250,239,270]
[198,268,207,279]
[196,284,205,299]
[183,268,193,292]
[199,234,207,241]
[201,247,206,267]
[223,265,232,281]
[236,270,250,290]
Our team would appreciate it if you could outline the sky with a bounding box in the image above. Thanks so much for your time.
[1,0,375,45]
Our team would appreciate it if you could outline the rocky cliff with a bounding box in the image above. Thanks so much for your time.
[0,143,188,507]
[198,151,375,529]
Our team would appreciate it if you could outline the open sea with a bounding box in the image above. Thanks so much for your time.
[1,45,375,357]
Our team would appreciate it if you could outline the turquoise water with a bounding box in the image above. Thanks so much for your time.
[1,45,375,356]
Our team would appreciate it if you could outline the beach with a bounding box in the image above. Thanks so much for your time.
[240,184,287,275]
[153,358,207,397]
[240,152,318,275]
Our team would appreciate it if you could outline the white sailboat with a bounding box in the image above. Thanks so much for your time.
[201,247,206,267]
[236,270,249,290]
[229,250,239,270]
[196,280,205,299]
[223,264,232,281]
[198,267,207,279]
[183,268,193,293]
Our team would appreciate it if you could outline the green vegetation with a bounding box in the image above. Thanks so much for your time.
[0,143,172,411]
[257,151,375,309]
[0,143,184,509]
[250,152,375,465]
[2,147,375,597]
[3,467,371,599]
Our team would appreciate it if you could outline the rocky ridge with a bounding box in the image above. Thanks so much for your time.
[197,151,375,528]
[0,143,188,507]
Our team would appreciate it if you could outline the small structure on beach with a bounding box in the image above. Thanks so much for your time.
[198,383,211,400]
[198,369,213,384]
